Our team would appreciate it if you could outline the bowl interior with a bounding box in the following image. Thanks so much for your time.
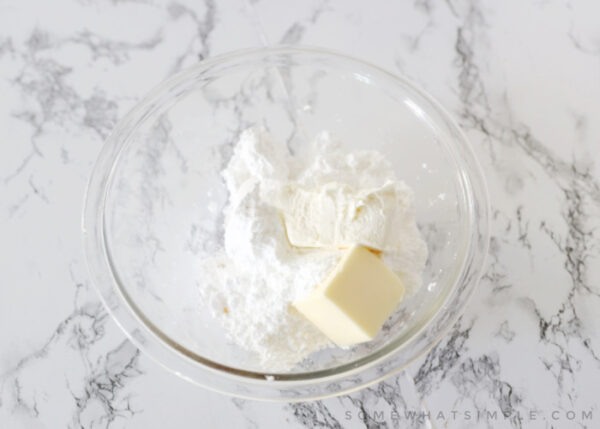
[103,50,471,375]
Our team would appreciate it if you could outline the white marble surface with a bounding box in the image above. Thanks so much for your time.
[1,0,599,428]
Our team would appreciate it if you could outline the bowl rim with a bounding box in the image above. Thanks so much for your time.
[82,45,490,401]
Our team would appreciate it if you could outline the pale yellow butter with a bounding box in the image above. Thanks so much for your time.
[293,245,405,347]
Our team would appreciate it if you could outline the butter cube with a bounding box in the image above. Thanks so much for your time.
[293,245,404,347]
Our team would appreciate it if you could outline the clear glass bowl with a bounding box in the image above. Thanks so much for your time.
[83,46,489,401]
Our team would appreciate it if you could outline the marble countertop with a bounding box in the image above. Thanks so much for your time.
[1,0,599,428]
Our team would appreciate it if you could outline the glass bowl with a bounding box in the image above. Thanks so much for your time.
[83,46,489,401]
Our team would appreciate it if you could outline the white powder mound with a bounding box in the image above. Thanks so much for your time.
[198,128,428,371]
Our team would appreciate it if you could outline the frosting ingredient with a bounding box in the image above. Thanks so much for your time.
[198,128,427,370]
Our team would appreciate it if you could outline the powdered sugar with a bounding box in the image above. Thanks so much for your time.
[198,128,427,371]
